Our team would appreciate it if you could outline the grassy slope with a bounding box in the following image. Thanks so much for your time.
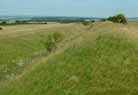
[0,23,84,80]
[1,22,138,95]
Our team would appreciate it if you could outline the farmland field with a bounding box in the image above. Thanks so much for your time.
[0,22,138,95]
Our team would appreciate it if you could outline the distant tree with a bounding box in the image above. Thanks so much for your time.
[15,20,21,24]
[0,21,7,25]
[44,22,48,24]
[107,14,127,24]
[100,19,107,22]
[81,20,91,26]
[91,20,95,23]
[15,20,28,24]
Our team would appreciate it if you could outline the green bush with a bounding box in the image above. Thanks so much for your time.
[45,36,56,52]
[0,27,2,30]
[52,32,63,43]
[81,20,91,26]
[44,32,63,52]
[107,14,127,24]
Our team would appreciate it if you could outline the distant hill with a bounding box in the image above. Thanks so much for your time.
[0,16,102,22]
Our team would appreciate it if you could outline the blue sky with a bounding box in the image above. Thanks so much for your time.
[0,0,137,17]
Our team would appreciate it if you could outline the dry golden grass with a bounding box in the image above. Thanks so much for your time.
[0,23,73,39]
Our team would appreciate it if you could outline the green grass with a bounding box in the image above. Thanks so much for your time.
[0,33,45,79]
[0,23,84,80]
[1,22,138,95]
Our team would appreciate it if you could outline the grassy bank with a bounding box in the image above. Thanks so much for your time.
[0,23,85,80]
[0,22,138,94]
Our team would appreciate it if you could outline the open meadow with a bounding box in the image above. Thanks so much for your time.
[0,23,84,80]
[0,21,138,94]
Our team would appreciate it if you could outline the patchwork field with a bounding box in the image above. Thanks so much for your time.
[0,22,138,95]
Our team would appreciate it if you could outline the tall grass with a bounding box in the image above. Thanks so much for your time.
[0,24,81,80]
[1,22,138,94]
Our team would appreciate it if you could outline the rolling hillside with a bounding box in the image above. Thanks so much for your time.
[0,22,138,95]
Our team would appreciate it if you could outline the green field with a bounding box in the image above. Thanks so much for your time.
[0,23,84,80]
[0,22,138,95]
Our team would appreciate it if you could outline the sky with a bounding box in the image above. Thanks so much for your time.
[0,0,137,17]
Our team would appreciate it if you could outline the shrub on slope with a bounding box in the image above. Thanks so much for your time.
[43,32,64,52]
